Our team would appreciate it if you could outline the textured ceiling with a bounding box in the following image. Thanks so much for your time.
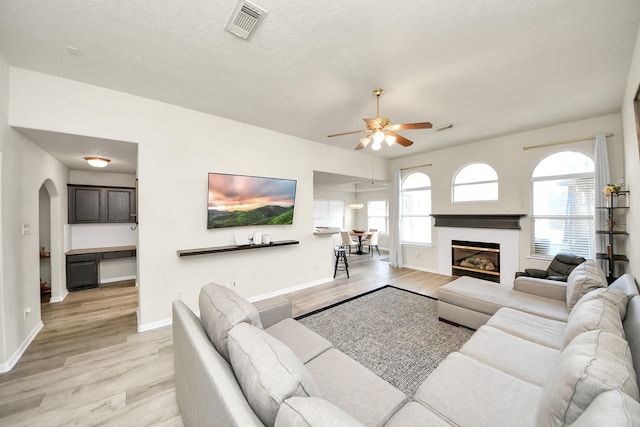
[1,0,639,163]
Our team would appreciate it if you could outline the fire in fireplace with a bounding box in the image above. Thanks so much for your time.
[451,240,500,283]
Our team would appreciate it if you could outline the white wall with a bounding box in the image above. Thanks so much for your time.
[7,68,387,331]
[622,25,640,278]
[68,170,136,187]
[389,113,625,274]
[0,57,69,371]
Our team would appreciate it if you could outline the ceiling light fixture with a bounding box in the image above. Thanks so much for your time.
[84,156,111,168]
[385,134,396,146]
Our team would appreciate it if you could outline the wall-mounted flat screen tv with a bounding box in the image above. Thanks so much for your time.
[207,173,297,229]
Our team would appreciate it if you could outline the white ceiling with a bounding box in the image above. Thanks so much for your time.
[1,0,639,172]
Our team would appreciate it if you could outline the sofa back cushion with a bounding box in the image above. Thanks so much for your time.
[537,330,639,427]
[199,282,263,363]
[565,261,606,310]
[228,322,321,427]
[570,390,640,427]
[573,287,628,320]
[623,296,640,388]
[275,397,364,427]
[562,298,625,348]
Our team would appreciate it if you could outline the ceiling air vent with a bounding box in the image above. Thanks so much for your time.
[225,0,267,40]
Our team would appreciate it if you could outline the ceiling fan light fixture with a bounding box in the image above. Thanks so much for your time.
[373,130,385,144]
[385,134,396,146]
[84,156,110,168]
[371,140,382,151]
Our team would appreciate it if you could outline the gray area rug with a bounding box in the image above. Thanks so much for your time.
[297,286,473,397]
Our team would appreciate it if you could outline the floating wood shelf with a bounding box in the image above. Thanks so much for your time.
[177,240,299,257]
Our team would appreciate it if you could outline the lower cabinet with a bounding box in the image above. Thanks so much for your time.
[66,249,136,291]
[66,254,99,291]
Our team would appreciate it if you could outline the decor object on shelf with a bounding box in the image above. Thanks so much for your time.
[84,156,110,168]
[207,173,297,229]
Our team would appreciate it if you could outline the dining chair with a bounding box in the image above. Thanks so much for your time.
[368,231,380,257]
[340,231,358,255]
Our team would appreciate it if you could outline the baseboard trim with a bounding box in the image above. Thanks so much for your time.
[0,320,44,373]
[135,277,333,332]
[401,264,442,275]
[100,275,136,284]
[49,290,69,303]
[247,277,333,303]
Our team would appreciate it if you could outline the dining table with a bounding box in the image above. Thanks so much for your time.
[349,231,372,255]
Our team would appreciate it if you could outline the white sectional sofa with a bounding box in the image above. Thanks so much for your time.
[173,261,640,426]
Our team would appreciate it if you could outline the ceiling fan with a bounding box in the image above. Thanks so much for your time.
[327,88,433,151]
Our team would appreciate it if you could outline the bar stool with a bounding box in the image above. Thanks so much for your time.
[334,245,349,278]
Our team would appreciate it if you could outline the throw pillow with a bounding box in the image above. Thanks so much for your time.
[198,282,263,363]
[565,261,606,310]
[574,287,628,320]
[537,330,639,427]
[562,298,625,349]
[275,397,364,427]
[228,322,321,427]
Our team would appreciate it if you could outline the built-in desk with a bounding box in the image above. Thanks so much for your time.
[66,245,136,291]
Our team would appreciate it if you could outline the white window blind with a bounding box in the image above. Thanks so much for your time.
[453,163,498,202]
[313,199,344,229]
[368,200,388,233]
[401,173,432,244]
[530,152,594,259]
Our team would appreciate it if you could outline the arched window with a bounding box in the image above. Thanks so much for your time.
[531,151,594,258]
[452,163,498,202]
[401,172,432,244]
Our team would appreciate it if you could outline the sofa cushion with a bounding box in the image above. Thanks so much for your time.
[562,298,625,349]
[199,282,263,363]
[274,397,364,427]
[385,401,456,427]
[570,390,640,427]
[266,318,332,363]
[486,307,566,350]
[537,329,640,427]
[438,276,570,322]
[228,323,320,427]
[305,348,407,426]
[416,352,542,426]
[565,260,606,310]
[460,325,560,386]
[574,287,628,320]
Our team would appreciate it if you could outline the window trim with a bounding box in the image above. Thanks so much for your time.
[367,199,388,234]
[400,172,432,245]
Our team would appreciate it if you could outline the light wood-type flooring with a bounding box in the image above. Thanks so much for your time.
[0,251,455,426]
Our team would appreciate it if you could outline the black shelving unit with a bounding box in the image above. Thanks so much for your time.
[595,190,629,282]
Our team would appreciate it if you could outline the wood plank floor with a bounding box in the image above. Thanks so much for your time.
[0,253,455,426]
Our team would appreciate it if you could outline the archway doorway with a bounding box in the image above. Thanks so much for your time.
[38,179,63,305]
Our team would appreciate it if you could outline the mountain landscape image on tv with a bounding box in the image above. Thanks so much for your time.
[207,173,297,229]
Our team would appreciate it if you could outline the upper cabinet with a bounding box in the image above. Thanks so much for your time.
[69,185,136,224]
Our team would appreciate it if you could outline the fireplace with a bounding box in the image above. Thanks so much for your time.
[451,240,500,283]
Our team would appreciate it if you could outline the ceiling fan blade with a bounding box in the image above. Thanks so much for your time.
[387,132,414,147]
[355,136,372,150]
[327,129,368,138]
[387,122,433,131]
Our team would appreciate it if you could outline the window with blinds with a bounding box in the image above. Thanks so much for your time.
[530,151,594,259]
[313,199,344,229]
[453,163,499,202]
[367,200,388,234]
[401,172,432,245]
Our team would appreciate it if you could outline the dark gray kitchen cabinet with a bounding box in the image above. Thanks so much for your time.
[66,253,99,290]
[68,185,136,224]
